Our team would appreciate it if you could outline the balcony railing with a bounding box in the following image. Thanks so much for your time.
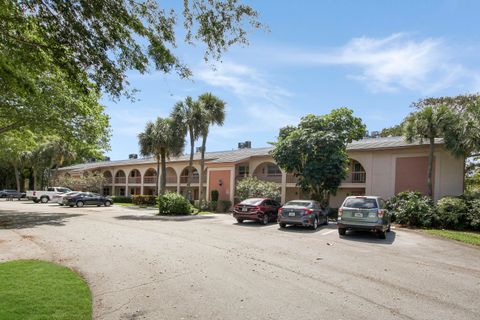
[286,174,298,183]
[344,171,366,183]
[128,176,142,184]
[114,177,126,184]
[104,177,113,184]
[166,176,177,184]
[180,176,199,183]
[253,174,281,183]
[144,176,157,184]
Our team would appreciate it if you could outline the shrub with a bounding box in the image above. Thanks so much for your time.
[111,196,132,203]
[211,189,219,202]
[216,200,232,212]
[328,208,338,220]
[206,200,217,212]
[236,177,280,201]
[436,197,469,230]
[387,191,435,227]
[468,199,480,231]
[157,192,192,215]
[131,195,157,206]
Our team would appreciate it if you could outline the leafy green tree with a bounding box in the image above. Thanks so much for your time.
[379,123,404,137]
[138,117,184,199]
[1,0,263,98]
[171,97,203,200]
[404,104,457,197]
[236,177,280,201]
[271,108,366,206]
[197,93,226,205]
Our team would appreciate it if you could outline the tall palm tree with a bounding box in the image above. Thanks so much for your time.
[404,105,455,197]
[138,117,184,198]
[197,93,226,205]
[171,97,203,201]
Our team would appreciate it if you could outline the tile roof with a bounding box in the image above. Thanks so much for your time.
[59,136,443,172]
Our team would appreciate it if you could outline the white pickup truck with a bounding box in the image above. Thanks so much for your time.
[26,187,72,203]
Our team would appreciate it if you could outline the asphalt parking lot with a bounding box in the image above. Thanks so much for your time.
[1,200,479,320]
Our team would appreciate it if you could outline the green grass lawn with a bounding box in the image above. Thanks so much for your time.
[0,260,92,320]
[424,229,480,246]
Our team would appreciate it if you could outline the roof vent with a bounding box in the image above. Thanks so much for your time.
[128,154,138,159]
[238,141,252,149]
[196,146,204,153]
[369,131,380,138]
[103,157,111,161]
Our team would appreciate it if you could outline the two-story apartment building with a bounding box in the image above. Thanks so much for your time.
[58,136,465,206]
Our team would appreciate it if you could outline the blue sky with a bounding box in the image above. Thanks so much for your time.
[104,0,480,160]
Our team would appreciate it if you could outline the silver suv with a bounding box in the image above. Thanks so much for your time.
[337,196,391,239]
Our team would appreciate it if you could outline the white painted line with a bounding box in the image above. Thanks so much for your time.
[320,230,336,236]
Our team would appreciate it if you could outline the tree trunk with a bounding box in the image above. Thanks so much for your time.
[187,127,195,202]
[199,134,207,207]
[427,136,435,198]
[33,167,38,190]
[13,164,21,192]
[156,156,160,198]
[160,151,167,196]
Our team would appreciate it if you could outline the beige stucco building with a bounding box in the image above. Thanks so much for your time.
[59,137,465,206]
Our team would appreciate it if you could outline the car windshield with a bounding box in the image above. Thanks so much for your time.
[240,199,263,205]
[285,201,312,207]
[343,198,378,209]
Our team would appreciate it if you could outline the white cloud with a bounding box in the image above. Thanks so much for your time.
[195,61,292,105]
[273,33,478,93]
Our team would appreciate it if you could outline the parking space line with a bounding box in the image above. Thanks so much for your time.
[320,230,336,236]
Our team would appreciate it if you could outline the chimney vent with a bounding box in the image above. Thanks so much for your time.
[238,141,252,149]
[128,154,138,159]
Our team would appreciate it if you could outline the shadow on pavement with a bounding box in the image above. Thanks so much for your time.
[0,210,84,229]
[277,223,336,233]
[115,214,216,222]
[339,230,396,245]
[233,220,277,228]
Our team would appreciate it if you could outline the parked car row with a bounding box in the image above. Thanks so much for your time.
[233,196,392,239]
[23,187,113,208]
[0,189,26,199]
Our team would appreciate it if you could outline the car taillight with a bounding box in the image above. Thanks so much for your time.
[338,208,343,217]
[33,191,36,196]
[278,208,283,214]
[377,209,385,218]
[303,209,312,215]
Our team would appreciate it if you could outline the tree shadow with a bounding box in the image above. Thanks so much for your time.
[339,230,397,245]
[114,214,216,222]
[233,220,278,228]
[0,210,84,229]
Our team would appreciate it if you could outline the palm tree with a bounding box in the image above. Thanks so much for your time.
[170,97,203,201]
[197,93,226,205]
[138,117,184,198]
[404,105,456,197]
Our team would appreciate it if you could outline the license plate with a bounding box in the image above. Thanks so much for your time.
[242,207,248,212]
[288,212,296,217]
[355,212,363,218]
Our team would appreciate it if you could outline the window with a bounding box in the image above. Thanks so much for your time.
[266,165,281,176]
[343,198,378,209]
[238,165,249,176]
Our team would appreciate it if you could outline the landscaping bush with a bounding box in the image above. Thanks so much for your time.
[436,197,470,230]
[111,196,132,203]
[216,200,232,212]
[157,192,192,215]
[207,200,218,212]
[131,195,157,206]
[387,191,435,227]
[236,177,280,201]
[468,199,480,231]
[328,208,338,220]
[211,189,219,202]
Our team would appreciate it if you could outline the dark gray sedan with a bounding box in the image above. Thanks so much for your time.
[63,192,113,207]
[278,200,328,230]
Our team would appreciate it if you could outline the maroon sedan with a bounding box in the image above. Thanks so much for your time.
[233,198,281,225]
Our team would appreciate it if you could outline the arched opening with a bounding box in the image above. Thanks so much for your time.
[252,162,282,183]
[180,167,198,183]
[165,167,178,184]
[143,168,157,184]
[114,170,126,184]
[102,170,113,184]
[347,159,366,183]
[128,169,141,184]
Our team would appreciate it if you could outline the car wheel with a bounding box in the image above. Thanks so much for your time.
[338,228,346,236]
[69,205,74,208]
[324,215,329,225]
[387,224,391,232]
[104,200,112,207]
[76,201,84,208]
[279,223,286,228]
[40,196,48,203]
[378,230,387,239]
[33,199,40,203]
[262,214,269,225]
[236,219,243,223]
[59,203,64,206]
[312,218,318,230]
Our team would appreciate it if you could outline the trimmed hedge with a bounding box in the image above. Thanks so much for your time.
[111,196,132,203]
[387,191,435,227]
[216,200,232,213]
[157,192,192,215]
[131,195,157,206]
